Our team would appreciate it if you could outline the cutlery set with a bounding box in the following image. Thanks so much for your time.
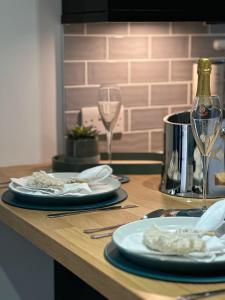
[83,208,190,239]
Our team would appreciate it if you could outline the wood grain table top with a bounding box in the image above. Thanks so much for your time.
[0,164,225,300]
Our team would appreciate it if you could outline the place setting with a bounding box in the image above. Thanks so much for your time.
[0,165,131,212]
[97,199,225,284]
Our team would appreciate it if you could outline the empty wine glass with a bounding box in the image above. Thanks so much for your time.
[190,95,222,212]
[98,84,122,164]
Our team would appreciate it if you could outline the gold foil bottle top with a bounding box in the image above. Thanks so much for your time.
[197,58,212,74]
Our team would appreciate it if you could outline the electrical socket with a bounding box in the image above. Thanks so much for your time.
[81,106,124,134]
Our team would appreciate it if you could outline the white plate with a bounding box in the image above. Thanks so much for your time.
[112,217,225,274]
[8,172,121,205]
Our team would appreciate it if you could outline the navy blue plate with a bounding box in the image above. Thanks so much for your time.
[1,189,127,211]
[104,242,225,283]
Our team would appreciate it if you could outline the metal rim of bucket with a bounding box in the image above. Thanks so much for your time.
[163,111,191,126]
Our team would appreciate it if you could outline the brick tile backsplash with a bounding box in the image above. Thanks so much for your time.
[130,22,169,34]
[65,112,81,130]
[191,36,225,58]
[87,22,128,35]
[64,63,85,86]
[63,22,225,152]
[109,37,148,59]
[64,24,85,34]
[152,36,189,58]
[64,36,106,60]
[171,105,191,114]
[131,61,168,83]
[151,131,164,152]
[99,132,149,153]
[131,108,168,130]
[210,24,225,33]
[151,84,188,106]
[65,87,99,110]
[172,22,208,34]
[121,86,148,107]
[171,60,195,81]
[88,62,128,84]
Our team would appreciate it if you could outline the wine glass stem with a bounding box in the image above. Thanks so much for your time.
[106,129,112,164]
[202,155,209,211]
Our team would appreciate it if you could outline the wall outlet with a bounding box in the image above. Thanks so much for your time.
[81,106,124,134]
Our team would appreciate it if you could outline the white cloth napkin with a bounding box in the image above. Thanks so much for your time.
[76,165,112,183]
[195,199,225,231]
[10,165,113,196]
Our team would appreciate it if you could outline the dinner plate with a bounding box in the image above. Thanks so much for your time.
[8,172,121,206]
[112,217,225,274]
[1,189,127,210]
[104,242,225,282]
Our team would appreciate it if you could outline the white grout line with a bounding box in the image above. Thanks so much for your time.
[64,81,192,89]
[187,82,191,105]
[64,57,207,63]
[130,105,172,110]
[128,22,131,35]
[148,85,151,106]
[127,129,158,134]
[63,58,192,63]
[84,62,88,85]
[65,110,80,114]
[168,60,172,82]
[149,128,164,133]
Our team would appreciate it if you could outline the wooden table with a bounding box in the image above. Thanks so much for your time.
[0,164,225,300]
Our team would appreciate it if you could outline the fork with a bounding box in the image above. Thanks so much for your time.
[177,288,225,299]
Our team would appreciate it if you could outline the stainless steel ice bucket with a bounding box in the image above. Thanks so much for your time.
[160,111,225,198]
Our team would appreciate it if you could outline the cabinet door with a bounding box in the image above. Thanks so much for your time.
[62,0,108,13]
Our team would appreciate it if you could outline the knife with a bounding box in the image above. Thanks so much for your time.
[47,204,138,218]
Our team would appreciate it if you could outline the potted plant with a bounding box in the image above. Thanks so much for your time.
[65,125,100,164]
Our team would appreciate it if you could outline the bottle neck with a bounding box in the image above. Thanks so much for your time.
[196,72,211,97]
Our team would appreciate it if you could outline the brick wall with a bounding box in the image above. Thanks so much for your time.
[63,22,225,152]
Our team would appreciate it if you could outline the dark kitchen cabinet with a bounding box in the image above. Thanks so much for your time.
[62,0,225,23]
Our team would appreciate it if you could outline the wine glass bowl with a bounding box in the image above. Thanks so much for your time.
[98,84,122,164]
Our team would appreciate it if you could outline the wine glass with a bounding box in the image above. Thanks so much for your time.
[190,95,222,212]
[98,84,122,164]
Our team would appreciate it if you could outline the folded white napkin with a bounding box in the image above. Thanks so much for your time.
[10,165,113,196]
[76,165,112,183]
[195,199,225,231]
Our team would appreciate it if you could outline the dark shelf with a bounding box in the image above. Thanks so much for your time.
[62,1,225,23]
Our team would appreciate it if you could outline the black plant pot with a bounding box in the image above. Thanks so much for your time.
[65,137,100,164]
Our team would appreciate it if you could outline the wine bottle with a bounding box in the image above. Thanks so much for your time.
[196,58,211,97]
[196,58,212,111]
